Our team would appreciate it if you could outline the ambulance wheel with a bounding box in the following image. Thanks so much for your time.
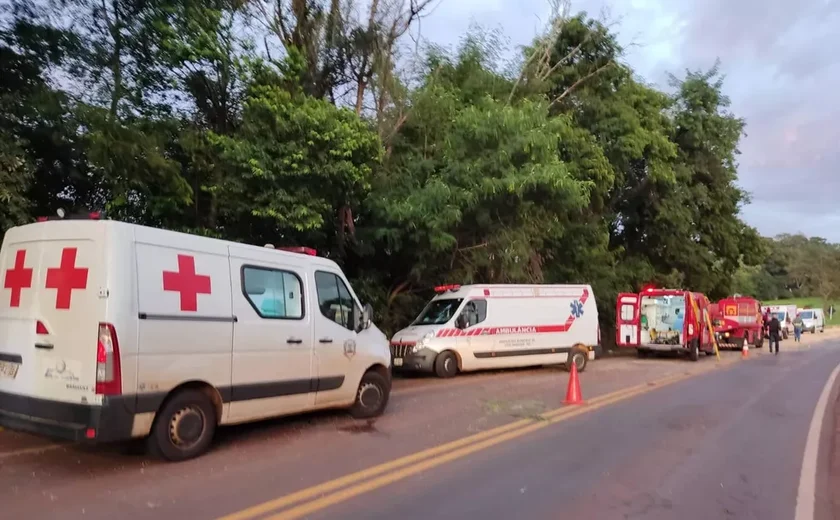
[637,349,649,359]
[689,340,699,362]
[566,347,588,373]
[148,389,217,462]
[434,351,459,378]
[350,370,390,419]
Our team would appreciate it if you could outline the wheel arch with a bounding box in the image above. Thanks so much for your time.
[155,380,224,425]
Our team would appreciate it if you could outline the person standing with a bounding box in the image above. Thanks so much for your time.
[768,314,782,354]
[793,313,804,343]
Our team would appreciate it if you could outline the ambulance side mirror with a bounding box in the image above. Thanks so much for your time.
[360,303,373,331]
[455,314,467,329]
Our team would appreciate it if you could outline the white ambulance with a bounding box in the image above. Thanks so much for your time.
[0,217,392,461]
[390,284,600,378]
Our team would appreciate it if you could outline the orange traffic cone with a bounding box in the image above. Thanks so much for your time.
[564,362,585,405]
[741,342,749,359]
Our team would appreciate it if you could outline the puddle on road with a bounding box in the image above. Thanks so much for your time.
[337,419,390,437]
[482,399,547,420]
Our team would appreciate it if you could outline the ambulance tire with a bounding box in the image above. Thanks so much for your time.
[688,340,699,362]
[434,351,459,378]
[148,389,217,462]
[566,346,588,373]
[350,370,390,419]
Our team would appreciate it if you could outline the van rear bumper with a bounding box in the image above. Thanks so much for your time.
[0,391,134,443]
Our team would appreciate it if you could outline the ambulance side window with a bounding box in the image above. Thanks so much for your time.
[315,271,358,330]
[459,299,487,328]
[621,304,634,321]
[242,266,304,319]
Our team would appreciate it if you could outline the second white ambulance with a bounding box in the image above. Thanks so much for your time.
[0,217,392,461]
[390,284,600,377]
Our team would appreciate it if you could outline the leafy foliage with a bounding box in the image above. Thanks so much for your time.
[1,4,802,343]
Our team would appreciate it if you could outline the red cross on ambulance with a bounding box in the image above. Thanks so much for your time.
[163,254,212,312]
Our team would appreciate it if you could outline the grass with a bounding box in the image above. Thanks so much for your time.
[764,297,840,327]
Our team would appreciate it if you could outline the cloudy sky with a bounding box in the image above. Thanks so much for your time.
[418,0,840,241]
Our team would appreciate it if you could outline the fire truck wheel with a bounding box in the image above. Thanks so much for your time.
[566,346,588,373]
[688,340,699,362]
[434,351,459,378]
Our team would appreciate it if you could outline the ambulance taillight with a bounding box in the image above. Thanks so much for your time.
[36,321,49,335]
[95,323,122,396]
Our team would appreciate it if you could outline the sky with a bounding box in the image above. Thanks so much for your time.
[417,0,840,241]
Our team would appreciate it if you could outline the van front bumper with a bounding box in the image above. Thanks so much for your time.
[0,391,135,443]
[392,347,437,373]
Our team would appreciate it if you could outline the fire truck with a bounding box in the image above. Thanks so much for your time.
[616,286,716,361]
[712,296,764,350]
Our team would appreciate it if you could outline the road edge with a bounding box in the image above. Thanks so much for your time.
[795,360,840,520]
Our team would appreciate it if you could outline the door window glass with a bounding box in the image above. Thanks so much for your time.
[459,300,487,327]
[242,266,304,319]
[315,271,358,330]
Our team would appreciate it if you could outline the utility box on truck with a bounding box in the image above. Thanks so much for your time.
[616,287,715,361]
[714,296,764,349]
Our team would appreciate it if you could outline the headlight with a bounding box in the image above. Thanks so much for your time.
[413,331,435,353]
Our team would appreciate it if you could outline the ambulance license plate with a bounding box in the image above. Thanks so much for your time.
[393,358,403,367]
[0,360,20,379]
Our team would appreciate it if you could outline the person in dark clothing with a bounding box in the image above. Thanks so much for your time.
[768,315,782,354]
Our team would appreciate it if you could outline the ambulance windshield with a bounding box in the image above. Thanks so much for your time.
[412,298,464,326]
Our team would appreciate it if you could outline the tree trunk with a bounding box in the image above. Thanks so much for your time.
[107,0,122,120]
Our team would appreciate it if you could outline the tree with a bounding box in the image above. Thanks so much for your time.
[355,36,592,331]
[206,63,383,256]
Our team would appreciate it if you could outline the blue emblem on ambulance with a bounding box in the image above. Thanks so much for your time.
[570,300,584,318]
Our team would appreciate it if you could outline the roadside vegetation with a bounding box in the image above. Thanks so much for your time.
[734,234,840,326]
[1,0,835,342]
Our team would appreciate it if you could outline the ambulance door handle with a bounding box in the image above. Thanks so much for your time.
[286,338,303,344]
[35,342,54,350]
[319,338,333,344]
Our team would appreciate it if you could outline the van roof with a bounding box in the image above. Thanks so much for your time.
[4,220,342,270]
[433,284,592,300]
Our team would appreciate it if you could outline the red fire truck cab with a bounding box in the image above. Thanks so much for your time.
[616,287,715,361]
[712,296,764,350]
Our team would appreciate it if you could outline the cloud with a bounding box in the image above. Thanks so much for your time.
[419,0,840,241]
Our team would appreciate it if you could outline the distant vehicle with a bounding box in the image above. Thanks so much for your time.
[766,304,797,339]
[713,296,764,349]
[390,284,599,378]
[616,287,716,361]
[0,217,391,461]
[797,307,825,334]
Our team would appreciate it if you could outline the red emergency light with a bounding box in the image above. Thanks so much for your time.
[35,211,103,222]
[434,284,461,293]
[640,283,657,293]
[278,247,318,256]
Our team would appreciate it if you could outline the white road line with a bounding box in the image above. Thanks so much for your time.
[795,360,840,520]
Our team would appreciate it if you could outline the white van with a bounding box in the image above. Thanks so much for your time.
[0,218,391,460]
[390,284,599,378]
[797,308,825,334]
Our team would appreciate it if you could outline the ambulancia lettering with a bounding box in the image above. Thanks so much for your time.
[495,326,537,334]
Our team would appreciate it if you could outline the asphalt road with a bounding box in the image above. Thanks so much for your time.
[1,334,838,520]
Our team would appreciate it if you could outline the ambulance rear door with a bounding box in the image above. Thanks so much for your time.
[0,221,106,406]
[616,293,640,347]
